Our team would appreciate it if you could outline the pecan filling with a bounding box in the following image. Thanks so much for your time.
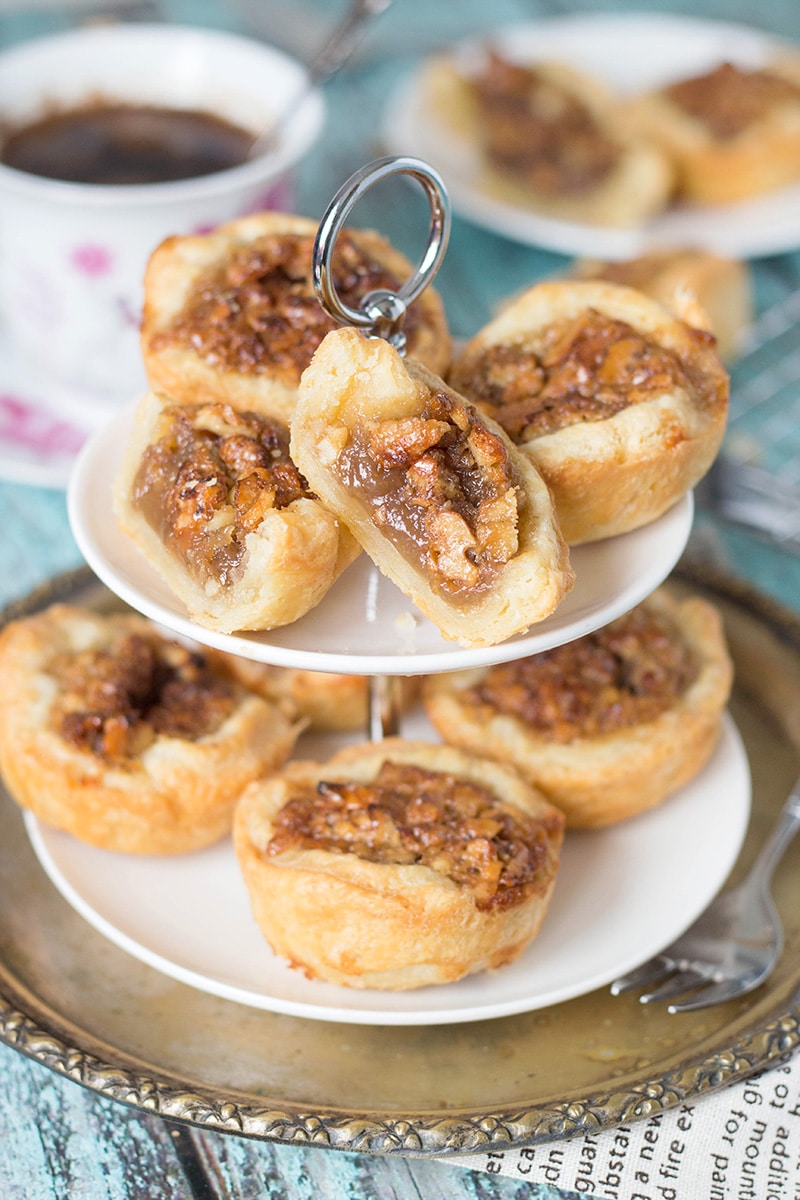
[459,309,713,441]
[152,232,423,378]
[334,389,521,597]
[50,633,236,761]
[469,50,622,195]
[132,402,312,586]
[465,604,697,741]
[267,760,558,910]
[664,62,800,140]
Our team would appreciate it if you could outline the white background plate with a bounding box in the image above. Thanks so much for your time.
[26,710,750,1026]
[68,402,694,675]
[383,13,800,260]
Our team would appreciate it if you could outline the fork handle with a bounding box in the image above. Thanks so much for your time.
[746,774,800,891]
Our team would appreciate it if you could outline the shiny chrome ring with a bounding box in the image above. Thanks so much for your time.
[312,155,451,347]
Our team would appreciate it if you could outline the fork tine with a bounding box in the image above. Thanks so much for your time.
[666,977,753,1014]
[610,955,675,995]
[639,967,710,1004]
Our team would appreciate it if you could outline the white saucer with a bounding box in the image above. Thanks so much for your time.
[25,709,750,1026]
[384,13,800,260]
[68,401,694,675]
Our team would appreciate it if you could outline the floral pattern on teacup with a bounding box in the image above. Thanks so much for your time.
[70,244,114,276]
[0,393,85,455]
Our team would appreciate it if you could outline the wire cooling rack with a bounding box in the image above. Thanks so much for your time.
[697,286,800,547]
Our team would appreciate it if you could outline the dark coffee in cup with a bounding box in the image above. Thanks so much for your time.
[1,102,255,184]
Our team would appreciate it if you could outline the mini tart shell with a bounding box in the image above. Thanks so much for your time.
[140,210,452,423]
[113,390,360,634]
[422,588,734,829]
[450,280,730,544]
[291,327,574,648]
[627,57,800,205]
[423,55,674,227]
[233,738,564,990]
[0,604,299,854]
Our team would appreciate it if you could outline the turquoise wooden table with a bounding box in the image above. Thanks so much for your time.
[2,1,800,1197]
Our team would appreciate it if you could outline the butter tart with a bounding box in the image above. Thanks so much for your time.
[233,739,564,989]
[449,279,730,544]
[291,327,574,648]
[629,58,800,205]
[422,588,733,829]
[140,211,452,423]
[0,604,299,854]
[423,49,673,227]
[114,391,360,634]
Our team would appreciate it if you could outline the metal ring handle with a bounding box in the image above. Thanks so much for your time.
[312,155,451,353]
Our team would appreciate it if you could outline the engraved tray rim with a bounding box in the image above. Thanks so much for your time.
[2,561,800,1157]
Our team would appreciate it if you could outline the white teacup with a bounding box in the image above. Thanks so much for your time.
[0,23,325,408]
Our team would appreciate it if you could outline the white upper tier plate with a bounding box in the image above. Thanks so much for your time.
[383,13,800,260]
[68,402,694,675]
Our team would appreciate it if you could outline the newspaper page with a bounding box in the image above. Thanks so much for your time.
[446,1052,800,1200]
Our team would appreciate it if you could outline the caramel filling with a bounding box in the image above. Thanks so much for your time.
[665,62,800,140]
[50,633,236,761]
[334,389,521,597]
[469,50,622,195]
[458,309,713,441]
[465,604,697,742]
[267,760,559,910]
[132,402,312,586]
[152,232,424,379]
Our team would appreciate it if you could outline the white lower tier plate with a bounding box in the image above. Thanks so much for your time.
[25,710,750,1027]
[68,402,694,675]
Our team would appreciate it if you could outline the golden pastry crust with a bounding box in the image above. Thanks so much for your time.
[628,58,800,205]
[423,51,673,227]
[291,327,574,648]
[140,211,452,422]
[0,604,299,854]
[233,739,564,989]
[113,391,360,634]
[449,280,729,544]
[422,588,733,829]
[570,249,752,362]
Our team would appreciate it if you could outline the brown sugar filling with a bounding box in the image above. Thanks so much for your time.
[151,232,424,379]
[132,402,312,586]
[664,62,800,140]
[465,603,698,742]
[469,50,622,195]
[50,633,236,761]
[267,760,560,911]
[458,308,714,441]
[333,388,521,597]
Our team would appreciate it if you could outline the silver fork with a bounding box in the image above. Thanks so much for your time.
[610,773,800,1013]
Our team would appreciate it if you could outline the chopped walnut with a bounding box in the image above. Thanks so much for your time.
[132,402,313,585]
[665,62,800,140]
[267,760,557,910]
[465,602,698,741]
[335,389,521,596]
[152,232,424,377]
[50,633,236,761]
[469,50,622,195]
[459,309,714,441]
